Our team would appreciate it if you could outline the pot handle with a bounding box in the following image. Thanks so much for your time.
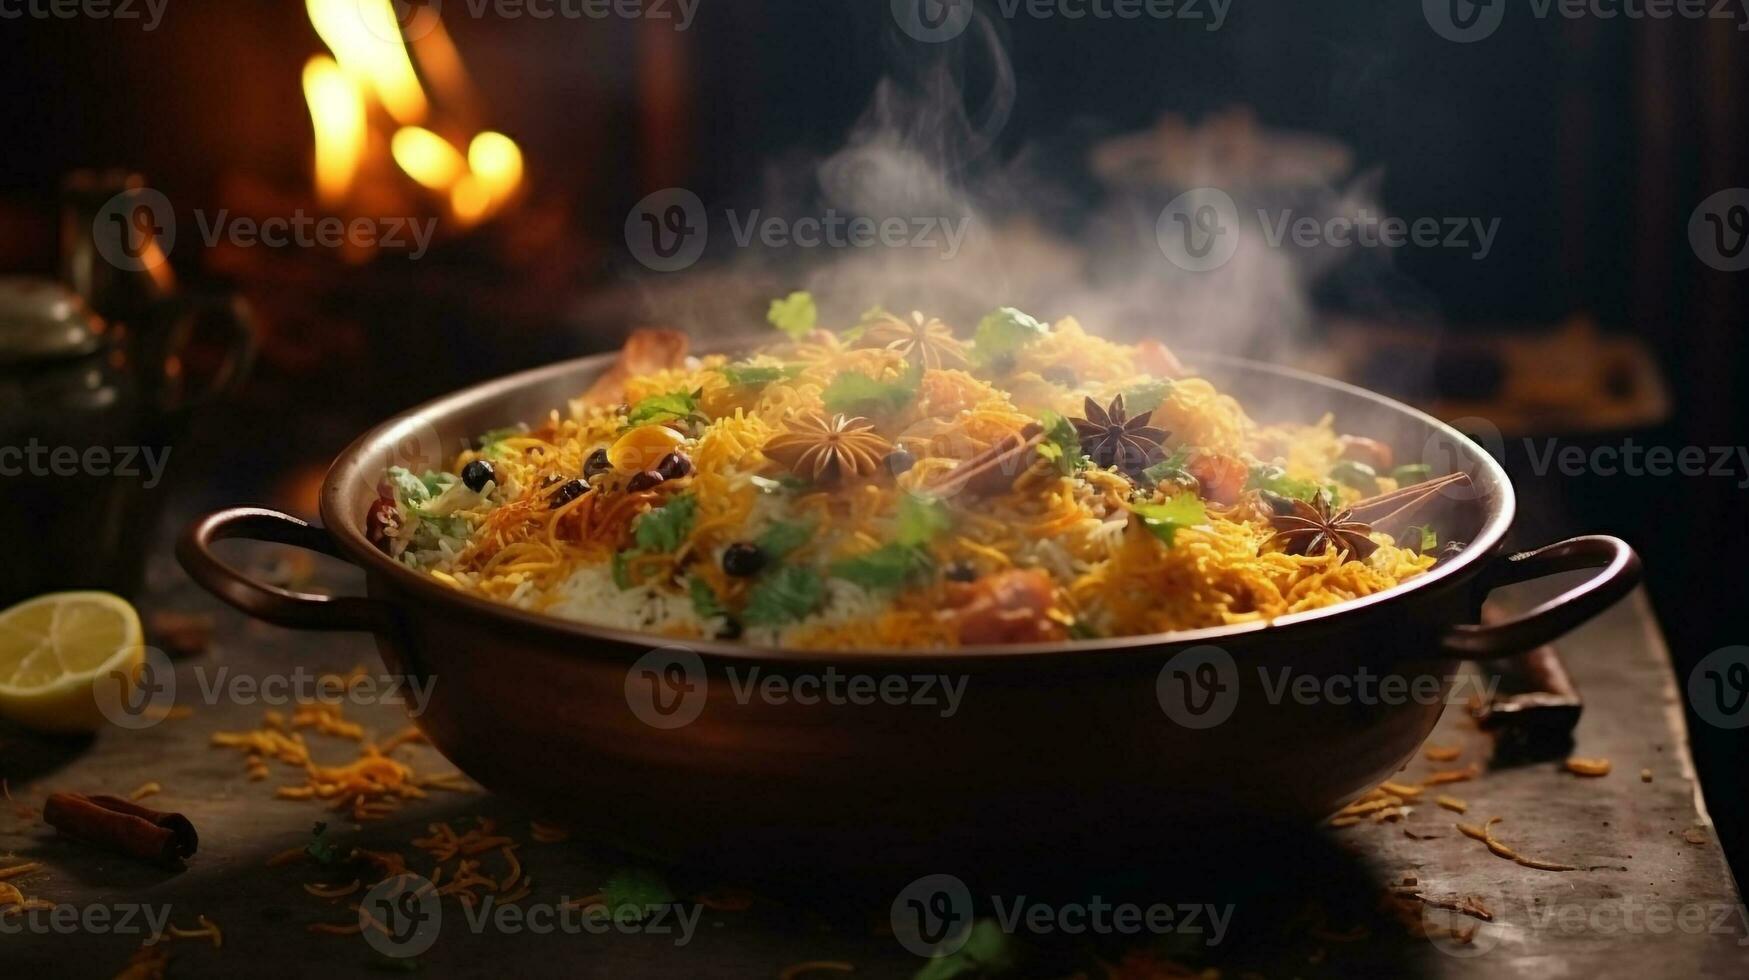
[176,507,398,634]
[1441,535,1641,659]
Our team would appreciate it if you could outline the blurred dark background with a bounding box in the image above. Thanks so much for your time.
[0,1,1744,882]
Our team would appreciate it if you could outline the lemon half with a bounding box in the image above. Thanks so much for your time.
[0,591,145,734]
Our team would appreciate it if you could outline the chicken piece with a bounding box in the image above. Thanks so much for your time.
[948,568,1067,645]
[1187,451,1248,505]
[1133,339,1186,378]
[581,328,690,406]
[1337,435,1394,472]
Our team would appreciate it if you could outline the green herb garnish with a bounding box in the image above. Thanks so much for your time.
[1330,459,1380,494]
[595,868,677,922]
[1141,446,1192,486]
[1246,463,1336,505]
[743,566,824,625]
[305,821,341,866]
[1120,378,1173,416]
[821,361,923,417]
[971,307,1048,364]
[1035,410,1087,475]
[611,550,634,590]
[688,577,725,619]
[830,543,935,591]
[626,390,699,427]
[1129,492,1207,547]
[1390,463,1433,485]
[1403,524,1438,553]
[913,919,1020,980]
[756,520,814,560]
[896,493,950,546]
[633,493,697,554]
[767,291,817,340]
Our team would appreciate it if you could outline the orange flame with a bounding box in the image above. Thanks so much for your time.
[391,126,468,190]
[306,0,428,125]
[301,56,367,206]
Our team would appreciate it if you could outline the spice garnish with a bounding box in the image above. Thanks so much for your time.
[1069,394,1168,474]
[926,423,1048,498]
[857,310,969,370]
[1267,494,1380,561]
[44,792,199,869]
[762,412,893,484]
[1564,757,1612,777]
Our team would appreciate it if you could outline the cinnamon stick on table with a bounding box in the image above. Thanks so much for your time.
[43,793,198,869]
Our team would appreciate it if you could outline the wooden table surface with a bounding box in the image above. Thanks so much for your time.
[2,549,1745,978]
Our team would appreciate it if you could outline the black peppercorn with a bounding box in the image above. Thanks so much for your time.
[626,469,666,493]
[584,448,612,480]
[722,542,767,577]
[885,448,916,476]
[461,459,496,493]
[656,452,693,480]
[548,478,588,508]
[715,617,744,641]
[944,560,978,583]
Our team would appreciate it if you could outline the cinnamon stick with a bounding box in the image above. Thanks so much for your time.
[925,423,1046,498]
[43,792,198,869]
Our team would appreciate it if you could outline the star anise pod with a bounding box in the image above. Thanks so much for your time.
[1266,495,1380,562]
[762,412,894,484]
[1070,394,1169,474]
[857,311,970,370]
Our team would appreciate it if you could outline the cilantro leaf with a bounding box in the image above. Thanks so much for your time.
[596,868,677,922]
[830,543,934,591]
[305,821,341,866]
[477,425,527,452]
[896,494,950,547]
[1141,446,1192,486]
[689,577,725,619]
[971,307,1048,364]
[611,550,634,590]
[756,520,814,559]
[1121,378,1173,416]
[1246,463,1335,505]
[821,361,923,417]
[626,390,698,427]
[719,363,785,387]
[743,566,824,626]
[1036,410,1086,475]
[913,919,1020,980]
[633,493,697,554]
[767,291,817,340]
[1130,492,1207,547]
